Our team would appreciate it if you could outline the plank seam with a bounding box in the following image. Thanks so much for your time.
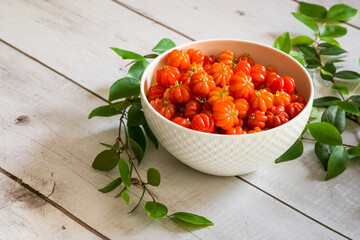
[0,166,110,240]
[236,176,351,240]
[0,39,110,104]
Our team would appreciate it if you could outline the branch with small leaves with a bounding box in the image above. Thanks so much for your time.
[89,38,213,228]
[273,2,360,181]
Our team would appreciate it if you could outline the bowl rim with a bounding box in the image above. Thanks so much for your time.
[140,38,314,138]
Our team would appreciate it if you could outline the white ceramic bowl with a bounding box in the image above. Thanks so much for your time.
[141,39,313,176]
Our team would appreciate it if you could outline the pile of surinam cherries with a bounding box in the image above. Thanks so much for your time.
[147,49,306,134]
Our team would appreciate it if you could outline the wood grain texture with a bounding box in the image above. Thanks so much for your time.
[0,0,359,238]
[0,173,100,240]
[0,31,344,240]
[0,0,189,100]
[117,0,360,72]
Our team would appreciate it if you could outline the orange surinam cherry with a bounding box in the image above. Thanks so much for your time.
[207,87,234,106]
[218,50,234,66]
[210,62,233,87]
[250,89,274,112]
[167,49,190,71]
[273,91,291,106]
[212,100,239,130]
[229,72,254,100]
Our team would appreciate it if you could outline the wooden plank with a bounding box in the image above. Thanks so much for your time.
[117,0,360,72]
[0,0,189,100]
[0,172,100,240]
[0,0,358,238]
[0,33,345,239]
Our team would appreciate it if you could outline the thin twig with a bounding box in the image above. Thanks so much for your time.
[118,137,156,202]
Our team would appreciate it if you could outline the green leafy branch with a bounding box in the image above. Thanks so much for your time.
[273,2,359,181]
[89,38,213,227]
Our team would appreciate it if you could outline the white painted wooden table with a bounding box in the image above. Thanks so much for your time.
[1,0,359,239]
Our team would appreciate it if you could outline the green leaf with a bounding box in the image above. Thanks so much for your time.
[127,105,146,127]
[121,191,130,204]
[147,168,161,186]
[131,97,143,109]
[314,142,336,170]
[326,59,344,64]
[99,142,122,151]
[319,43,347,55]
[310,107,319,120]
[118,157,131,189]
[290,51,306,66]
[320,62,336,81]
[88,101,127,119]
[143,54,158,59]
[350,95,360,103]
[273,32,291,54]
[128,125,146,158]
[332,83,349,95]
[110,48,144,60]
[320,37,341,48]
[92,150,119,171]
[171,212,214,226]
[348,147,360,156]
[128,60,149,80]
[143,123,158,149]
[291,12,319,33]
[299,2,327,20]
[320,25,347,38]
[144,201,168,219]
[109,77,140,102]
[321,68,333,78]
[291,35,315,46]
[152,38,176,54]
[129,138,144,165]
[98,178,122,193]
[321,106,346,133]
[324,62,336,74]
[305,58,321,69]
[313,96,341,107]
[326,4,358,21]
[275,139,303,163]
[334,71,360,79]
[306,122,342,146]
[325,146,349,181]
[114,188,126,198]
[298,45,318,58]
[330,100,360,115]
